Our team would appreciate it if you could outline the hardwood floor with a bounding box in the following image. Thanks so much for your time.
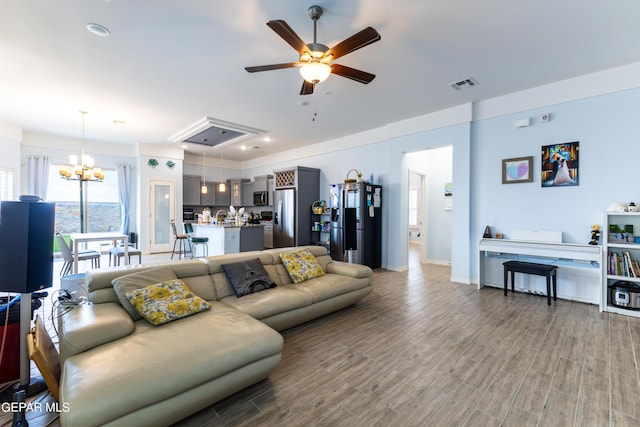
[175,262,640,426]
[3,251,640,426]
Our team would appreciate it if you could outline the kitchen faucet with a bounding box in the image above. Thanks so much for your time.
[215,210,227,224]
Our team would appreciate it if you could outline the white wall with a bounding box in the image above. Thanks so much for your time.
[0,122,22,199]
[470,86,640,282]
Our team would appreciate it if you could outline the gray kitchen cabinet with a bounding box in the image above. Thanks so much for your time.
[183,175,201,206]
[216,182,231,207]
[200,181,216,206]
[242,181,255,207]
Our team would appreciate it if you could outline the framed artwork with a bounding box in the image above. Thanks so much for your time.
[541,141,579,187]
[444,182,452,210]
[502,156,533,184]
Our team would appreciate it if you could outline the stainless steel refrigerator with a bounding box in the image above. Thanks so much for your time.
[330,182,382,269]
[272,166,320,248]
[273,188,296,247]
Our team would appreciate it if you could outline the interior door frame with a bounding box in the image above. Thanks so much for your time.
[149,179,175,253]
[408,169,427,265]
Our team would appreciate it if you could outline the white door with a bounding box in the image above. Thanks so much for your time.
[149,180,175,253]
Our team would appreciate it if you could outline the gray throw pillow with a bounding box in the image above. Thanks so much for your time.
[221,258,276,297]
[112,267,178,320]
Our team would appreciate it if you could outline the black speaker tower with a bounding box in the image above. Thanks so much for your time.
[0,200,55,293]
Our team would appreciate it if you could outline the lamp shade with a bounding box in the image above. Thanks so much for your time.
[299,62,331,84]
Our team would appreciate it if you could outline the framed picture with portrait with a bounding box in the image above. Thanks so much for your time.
[541,142,579,187]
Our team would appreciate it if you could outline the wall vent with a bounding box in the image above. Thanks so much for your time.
[168,117,263,148]
[450,77,478,90]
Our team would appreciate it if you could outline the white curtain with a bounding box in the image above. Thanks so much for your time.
[117,164,134,235]
[27,155,50,200]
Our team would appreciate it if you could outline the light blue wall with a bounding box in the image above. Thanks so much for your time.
[470,87,640,280]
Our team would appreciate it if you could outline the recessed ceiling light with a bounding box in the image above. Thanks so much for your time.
[181,144,188,149]
[86,23,110,37]
[297,100,309,107]
[263,136,271,142]
[240,145,247,150]
[112,119,126,125]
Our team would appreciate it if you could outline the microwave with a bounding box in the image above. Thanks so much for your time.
[253,191,269,206]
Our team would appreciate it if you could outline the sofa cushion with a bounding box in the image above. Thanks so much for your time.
[219,286,313,320]
[112,267,178,320]
[221,258,277,297]
[279,248,325,283]
[291,274,372,303]
[125,279,210,326]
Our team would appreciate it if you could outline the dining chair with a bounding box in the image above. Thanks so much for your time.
[56,233,101,276]
[183,222,208,258]
[108,245,142,267]
[170,220,190,259]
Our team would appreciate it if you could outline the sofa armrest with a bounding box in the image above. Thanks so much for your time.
[326,261,373,283]
[58,302,135,362]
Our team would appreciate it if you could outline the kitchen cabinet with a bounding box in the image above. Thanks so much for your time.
[183,176,201,206]
[603,211,640,318]
[242,181,255,207]
[228,179,249,207]
[254,175,273,192]
[200,181,216,206]
[215,182,230,207]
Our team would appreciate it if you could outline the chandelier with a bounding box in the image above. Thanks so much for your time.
[58,111,104,181]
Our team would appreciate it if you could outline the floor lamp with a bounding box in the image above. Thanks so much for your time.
[0,198,55,424]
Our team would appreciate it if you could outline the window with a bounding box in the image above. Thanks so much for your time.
[47,165,121,233]
[409,189,418,226]
[0,168,13,201]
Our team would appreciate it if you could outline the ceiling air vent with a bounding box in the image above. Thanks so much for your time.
[168,117,263,148]
[450,77,478,90]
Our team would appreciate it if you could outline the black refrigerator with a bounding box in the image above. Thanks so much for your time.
[329,182,382,269]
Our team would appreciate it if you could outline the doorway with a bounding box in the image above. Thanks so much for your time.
[408,170,426,266]
[149,180,175,253]
[406,146,453,268]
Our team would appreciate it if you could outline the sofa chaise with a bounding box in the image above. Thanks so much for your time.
[57,246,373,427]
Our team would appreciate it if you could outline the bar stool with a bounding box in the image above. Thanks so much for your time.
[170,220,190,259]
[183,223,208,258]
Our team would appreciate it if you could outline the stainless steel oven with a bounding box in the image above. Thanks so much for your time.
[183,208,195,221]
[253,191,268,206]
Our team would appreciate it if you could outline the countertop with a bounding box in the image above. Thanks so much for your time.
[192,223,264,228]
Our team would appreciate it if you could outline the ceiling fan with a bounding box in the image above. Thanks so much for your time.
[245,5,381,95]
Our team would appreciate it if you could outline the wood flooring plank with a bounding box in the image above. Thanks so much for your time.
[502,406,540,427]
[538,389,578,427]
[611,373,640,419]
[551,357,583,396]
[511,372,553,416]
[575,386,610,427]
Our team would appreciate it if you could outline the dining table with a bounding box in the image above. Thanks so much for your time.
[69,232,129,273]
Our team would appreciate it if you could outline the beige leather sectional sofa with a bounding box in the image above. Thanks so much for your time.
[57,246,373,427]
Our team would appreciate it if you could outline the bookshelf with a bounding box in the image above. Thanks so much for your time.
[604,211,640,317]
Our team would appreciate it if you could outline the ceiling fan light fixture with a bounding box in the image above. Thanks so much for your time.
[299,61,331,84]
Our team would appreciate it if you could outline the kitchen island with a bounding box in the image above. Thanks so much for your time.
[192,224,265,256]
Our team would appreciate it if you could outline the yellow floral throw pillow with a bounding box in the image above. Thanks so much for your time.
[279,248,325,284]
[125,279,210,326]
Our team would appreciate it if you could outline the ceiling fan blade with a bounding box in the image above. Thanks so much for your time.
[300,80,315,95]
[245,63,298,73]
[329,27,381,60]
[331,64,376,84]
[267,20,307,53]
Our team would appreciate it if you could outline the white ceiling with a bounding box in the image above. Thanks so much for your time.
[1,0,640,161]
